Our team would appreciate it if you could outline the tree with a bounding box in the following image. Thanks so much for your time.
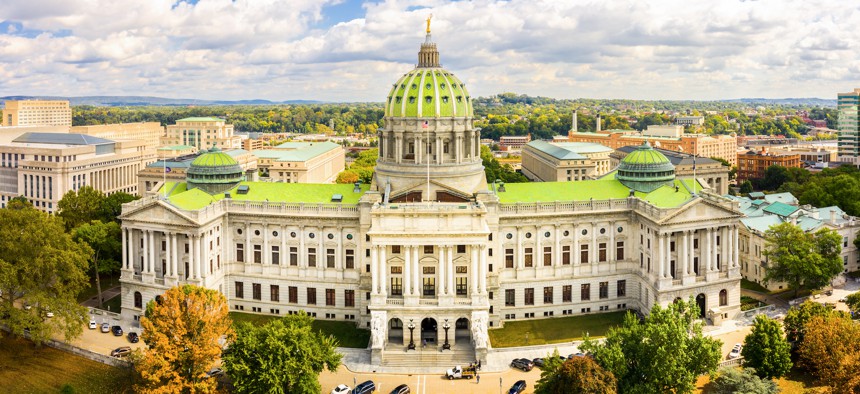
[335,169,360,184]
[799,314,860,392]
[224,311,342,394]
[782,300,847,345]
[135,285,233,393]
[763,222,843,297]
[709,367,779,394]
[57,186,106,231]
[0,204,90,344]
[535,355,616,394]
[100,192,138,223]
[72,220,122,307]
[580,300,722,394]
[741,315,792,379]
[739,180,753,194]
[709,157,737,180]
[845,292,860,315]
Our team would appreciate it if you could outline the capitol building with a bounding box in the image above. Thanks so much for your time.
[119,26,743,365]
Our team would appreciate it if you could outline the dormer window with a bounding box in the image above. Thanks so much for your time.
[396,97,402,103]
[425,83,432,90]
[425,96,432,104]
[411,84,417,89]
[442,96,449,103]
[456,96,463,103]
[400,84,405,89]
[408,96,416,104]
[440,83,446,89]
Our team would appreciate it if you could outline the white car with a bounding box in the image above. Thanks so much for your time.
[331,384,351,394]
[45,311,54,318]
[728,343,742,359]
[89,319,97,329]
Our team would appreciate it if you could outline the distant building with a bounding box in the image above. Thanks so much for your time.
[242,138,264,151]
[838,88,860,165]
[157,145,197,159]
[252,141,345,183]
[2,100,72,127]
[138,148,257,194]
[613,146,730,195]
[675,116,705,126]
[71,122,164,151]
[163,117,242,151]
[736,148,801,182]
[521,141,612,181]
[769,146,837,164]
[499,135,531,151]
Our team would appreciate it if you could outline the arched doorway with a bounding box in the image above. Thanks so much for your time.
[388,318,403,344]
[455,318,470,345]
[696,293,706,318]
[421,318,437,346]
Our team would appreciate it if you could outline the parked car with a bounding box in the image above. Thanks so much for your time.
[127,332,139,343]
[568,352,586,359]
[45,311,54,318]
[839,297,848,303]
[510,358,533,371]
[100,323,110,333]
[89,319,97,329]
[111,325,123,336]
[330,384,351,394]
[508,380,527,394]
[390,384,411,394]
[532,357,545,368]
[728,343,742,359]
[825,289,834,296]
[446,365,476,379]
[110,346,132,358]
[352,380,375,394]
[206,367,225,378]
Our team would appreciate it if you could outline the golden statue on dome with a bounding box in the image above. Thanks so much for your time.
[426,14,432,34]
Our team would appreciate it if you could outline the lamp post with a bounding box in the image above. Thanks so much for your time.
[407,319,416,350]
[442,319,451,350]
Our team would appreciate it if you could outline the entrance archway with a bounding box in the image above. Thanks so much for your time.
[421,318,437,345]
[455,318,470,345]
[388,318,403,344]
[696,293,706,318]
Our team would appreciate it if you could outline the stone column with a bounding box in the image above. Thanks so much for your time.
[447,246,455,295]
[554,227,561,267]
[164,231,171,277]
[591,224,597,264]
[535,228,542,267]
[299,226,306,269]
[732,225,739,268]
[280,225,287,267]
[141,230,149,273]
[318,229,325,274]
[680,231,688,275]
[438,245,446,295]
[379,245,387,297]
[371,244,378,295]
[609,222,615,263]
[479,245,488,294]
[396,136,402,164]
[413,246,420,296]
[517,228,524,269]
[404,244,412,296]
[171,233,179,277]
[471,245,479,294]
[688,230,695,275]
[188,234,195,279]
[573,225,580,265]
[197,235,205,279]
[712,227,718,271]
[149,230,157,274]
[245,225,251,263]
[122,228,128,270]
[263,224,269,265]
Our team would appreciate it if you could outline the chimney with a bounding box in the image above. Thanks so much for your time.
[596,114,601,132]
[830,210,837,225]
[572,111,578,133]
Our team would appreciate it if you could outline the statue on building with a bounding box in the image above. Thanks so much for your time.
[371,313,385,349]
[471,313,489,349]
[426,14,432,34]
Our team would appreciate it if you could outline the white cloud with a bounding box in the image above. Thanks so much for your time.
[0,0,859,101]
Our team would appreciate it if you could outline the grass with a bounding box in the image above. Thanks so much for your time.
[488,311,627,348]
[696,365,825,393]
[229,312,370,348]
[76,273,122,303]
[740,278,770,293]
[774,288,814,302]
[102,295,122,313]
[740,296,767,311]
[0,335,133,393]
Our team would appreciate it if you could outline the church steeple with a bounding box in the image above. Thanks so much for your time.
[417,15,440,68]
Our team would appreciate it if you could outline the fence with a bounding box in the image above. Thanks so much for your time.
[718,356,744,368]
[44,338,132,368]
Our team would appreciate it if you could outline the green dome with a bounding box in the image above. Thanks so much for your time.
[190,147,239,167]
[617,142,675,193]
[187,147,244,194]
[384,68,473,118]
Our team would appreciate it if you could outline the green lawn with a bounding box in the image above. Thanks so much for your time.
[102,295,122,313]
[0,336,133,393]
[740,278,770,293]
[76,273,122,303]
[488,311,627,348]
[229,312,370,348]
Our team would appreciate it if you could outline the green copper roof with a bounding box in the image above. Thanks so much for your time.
[617,142,675,192]
[191,148,240,167]
[255,142,340,162]
[385,68,472,118]
[177,117,225,122]
[762,201,799,217]
[621,142,672,165]
[526,140,587,160]
[492,177,702,209]
[168,182,371,211]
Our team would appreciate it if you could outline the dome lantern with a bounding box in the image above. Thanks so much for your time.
[186,146,244,194]
[616,141,675,193]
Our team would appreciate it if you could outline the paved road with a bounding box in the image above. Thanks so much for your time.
[320,364,541,394]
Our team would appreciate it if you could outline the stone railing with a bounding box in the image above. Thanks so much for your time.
[377,201,485,213]
[222,200,360,217]
[497,197,672,219]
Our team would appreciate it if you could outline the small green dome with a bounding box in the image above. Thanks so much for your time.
[384,68,472,118]
[191,147,239,167]
[187,147,244,194]
[617,142,675,193]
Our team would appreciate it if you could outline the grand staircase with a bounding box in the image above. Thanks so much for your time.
[381,344,476,370]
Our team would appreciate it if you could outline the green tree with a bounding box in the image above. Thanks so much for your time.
[72,220,122,307]
[783,300,847,345]
[534,349,566,392]
[100,192,139,223]
[57,186,106,231]
[741,315,792,379]
[709,367,779,394]
[709,157,737,180]
[0,204,90,344]
[799,314,860,392]
[535,355,616,394]
[763,223,843,297]
[580,300,722,394]
[739,180,753,194]
[224,311,342,394]
[844,292,860,315]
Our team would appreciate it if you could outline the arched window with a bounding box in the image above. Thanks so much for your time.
[134,292,143,308]
[719,289,728,306]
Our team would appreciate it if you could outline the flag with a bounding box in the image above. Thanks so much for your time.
[692,156,696,171]
[165,167,172,173]
[422,120,429,129]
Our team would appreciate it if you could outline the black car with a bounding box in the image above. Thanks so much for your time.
[390,384,410,394]
[127,332,139,343]
[508,380,527,394]
[510,358,533,371]
[532,357,545,368]
[352,380,375,394]
[111,325,123,336]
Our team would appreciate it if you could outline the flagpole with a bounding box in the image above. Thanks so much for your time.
[163,157,167,199]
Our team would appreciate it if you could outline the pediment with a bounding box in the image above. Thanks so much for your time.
[658,198,740,226]
[419,256,439,264]
[452,255,469,264]
[121,200,201,227]
[388,256,405,264]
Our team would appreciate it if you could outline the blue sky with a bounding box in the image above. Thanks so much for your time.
[0,0,859,102]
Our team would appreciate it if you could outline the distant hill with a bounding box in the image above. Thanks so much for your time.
[720,98,836,107]
[0,95,325,106]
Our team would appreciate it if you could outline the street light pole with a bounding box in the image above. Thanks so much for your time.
[407,319,416,350]
[443,319,451,350]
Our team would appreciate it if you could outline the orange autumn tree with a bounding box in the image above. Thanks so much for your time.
[799,314,860,393]
[135,285,234,394]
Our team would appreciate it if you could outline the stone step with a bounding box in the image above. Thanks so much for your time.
[381,348,476,368]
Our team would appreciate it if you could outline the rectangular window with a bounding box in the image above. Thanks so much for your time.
[525,288,534,305]
[616,241,624,260]
[505,249,514,268]
[599,281,608,299]
[505,289,515,306]
[581,284,591,301]
[456,277,468,295]
[307,288,317,305]
[390,277,403,296]
[563,285,572,302]
[345,249,355,269]
[423,277,435,296]
[308,248,317,267]
[617,280,626,297]
[694,238,699,249]
[235,282,244,299]
[524,248,533,267]
[670,241,676,252]
[326,289,335,306]
[270,285,279,302]
[326,248,335,268]
[236,243,244,262]
[543,287,553,304]
[345,290,355,307]
[598,242,607,262]
[289,286,298,303]
[562,245,571,265]
[424,245,434,254]
[252,283,261,300]
[391,266,403,274]
[271,246,280,265]
[457,245,466,254]
[543,247,552,266]
[392,245,401,254]
[253,245,262,264]
[580,244,589,263]
[285,247,297,266]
